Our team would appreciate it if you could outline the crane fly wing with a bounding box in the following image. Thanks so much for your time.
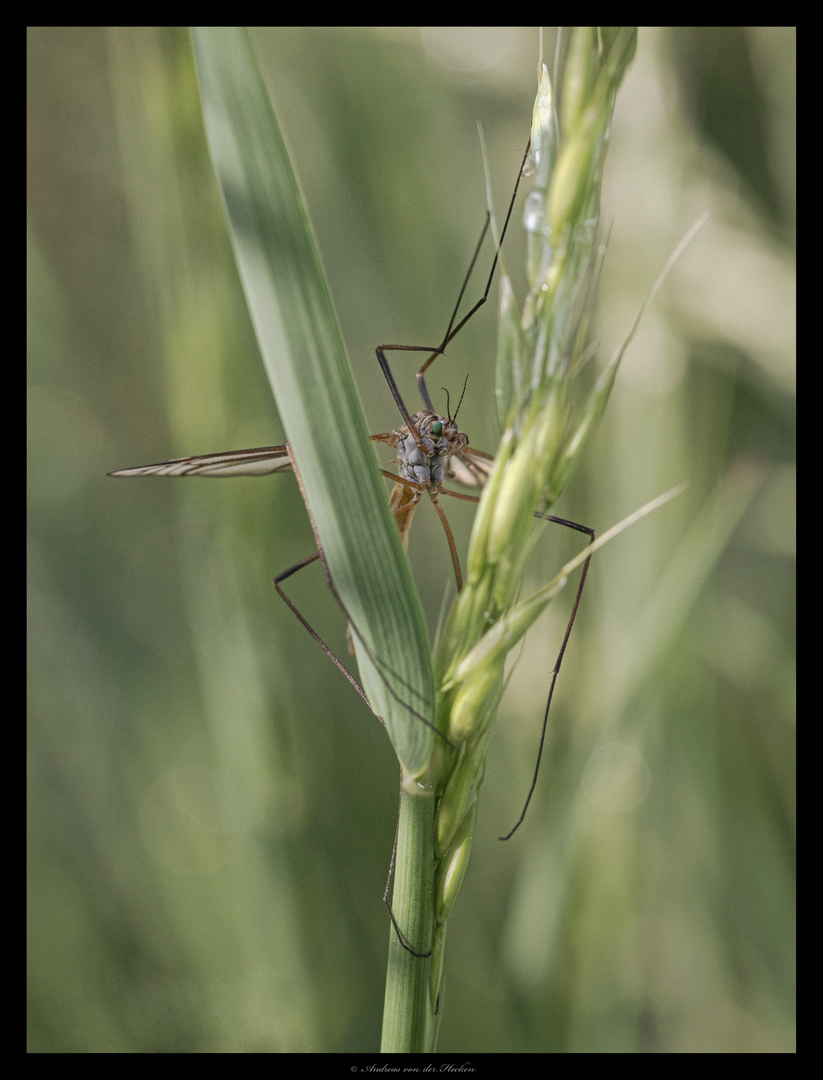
[110,438,494,484]
[370,432,398,448]
[447,447,495,490]
[108,445,293,477]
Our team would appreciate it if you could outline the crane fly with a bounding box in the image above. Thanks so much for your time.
[109,403,491,585]
[109,139,595,955]
[108,399,503,753]
[109,142,532,723]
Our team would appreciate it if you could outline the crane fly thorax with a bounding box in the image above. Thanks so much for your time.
[394,411,469,487]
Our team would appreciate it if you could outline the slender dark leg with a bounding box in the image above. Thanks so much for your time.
[415,141,531,409]
[434,486,596,838]
[273,552,380,720]
[375,140,532,436]
[273,466,452,959]
[383,777,434,958]
[375,492,594,953]
[275,449,451,747]
[274,551,437,957]
[497,513,595,840]
[274,546,449,745]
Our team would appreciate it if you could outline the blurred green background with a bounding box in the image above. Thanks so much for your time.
[28,27,795,1053]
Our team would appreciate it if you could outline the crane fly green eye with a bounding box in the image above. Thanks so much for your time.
[432,421,443,437]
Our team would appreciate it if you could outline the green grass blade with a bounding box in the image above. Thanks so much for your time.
[191,27,435,775]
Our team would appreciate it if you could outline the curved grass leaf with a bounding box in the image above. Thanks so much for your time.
[191,28,435,775]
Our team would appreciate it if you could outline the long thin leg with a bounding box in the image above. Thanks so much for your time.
[278,447,451,747]
[433,487,596,837]
[315,449,595,836]
[273,552,380,721]
[427,490,464,592]
[374,140,532,427]
[496,512,595,841]
[375,345,444,442]
[273,474,452,960]
[383,777,434,958]
[378,496,593,954]
[416,140,532,407]
[378,469,467,594]
[274,552,435,958]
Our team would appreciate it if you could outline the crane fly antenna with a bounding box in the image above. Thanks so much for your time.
[442,374,470,425]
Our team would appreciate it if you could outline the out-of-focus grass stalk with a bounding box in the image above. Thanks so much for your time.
[415,28,639,1045]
